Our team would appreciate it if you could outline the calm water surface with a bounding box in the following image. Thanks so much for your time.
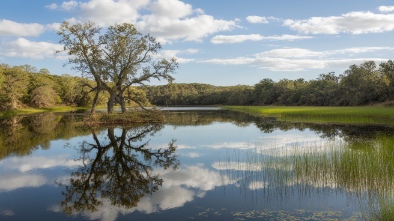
[0,109,393,220]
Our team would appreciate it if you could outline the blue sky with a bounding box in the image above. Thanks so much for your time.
[1,0,394,85]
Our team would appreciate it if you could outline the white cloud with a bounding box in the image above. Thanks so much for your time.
[158,49,199,63]
[284,11,394,34]
[246,16,268,24]
[201,47,394,71]
[0,19,46,37]
[78,0,149,26]
[378,6,394,13]
[58,0,238,44]
[148,0,192,19]
[61,0,79,10]
[0,38,66,59]
[46,3,58,10]
[256,48,323,58]
[137,14,238,44]
[211,34,312,44]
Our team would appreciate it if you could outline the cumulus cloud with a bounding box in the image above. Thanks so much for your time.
[283,11,394,34]
[0,38,66,59]
[246,16,268,24]
[61,0,79,10]
[53,0,238,44]
[137,13,238,44]
[201,47,394,71]
[77,0,149,26]
[378,6,394,13]
[211,34,312,44]
[46,3,58,10]
[0,19,46,37]
[157,49,199,63]
[148,0,192,19]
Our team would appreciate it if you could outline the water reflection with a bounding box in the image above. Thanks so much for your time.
[216,134,394,220]
[0,110,393,220]
[59,123,179,215]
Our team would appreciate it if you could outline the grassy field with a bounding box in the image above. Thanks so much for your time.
[223,106,394,125]
[0,106,89,117]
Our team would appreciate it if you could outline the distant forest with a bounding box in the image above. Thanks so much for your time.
[1,60,394,110]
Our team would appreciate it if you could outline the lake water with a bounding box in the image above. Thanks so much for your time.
[0,109,393,220]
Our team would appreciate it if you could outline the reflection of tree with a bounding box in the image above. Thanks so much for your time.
[60,123,179,215]
[0,114,91,159]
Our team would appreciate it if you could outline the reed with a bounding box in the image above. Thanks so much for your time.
[221,134,394,220]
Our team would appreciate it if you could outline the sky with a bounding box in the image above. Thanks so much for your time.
[1,0,394,86]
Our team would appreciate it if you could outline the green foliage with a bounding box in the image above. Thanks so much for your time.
[30,85,57,108]
[57,21,177,114]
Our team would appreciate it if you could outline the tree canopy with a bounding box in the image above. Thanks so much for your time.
[57,21,178,113]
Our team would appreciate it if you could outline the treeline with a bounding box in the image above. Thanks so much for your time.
[146,60,394,106]
[0,64,148,111]
[1,60,394,110]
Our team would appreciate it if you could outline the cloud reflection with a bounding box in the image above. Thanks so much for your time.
[50,165,234,221]
[0,174,47,192]
[0,155,84,172]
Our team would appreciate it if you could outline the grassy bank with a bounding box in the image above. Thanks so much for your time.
[0,106,89,117]
[223,106,394,125]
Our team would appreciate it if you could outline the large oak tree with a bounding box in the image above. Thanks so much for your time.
[57,21,178,113]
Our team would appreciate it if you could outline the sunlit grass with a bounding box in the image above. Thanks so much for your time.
[0,106,89,117]
[223,106,394,125]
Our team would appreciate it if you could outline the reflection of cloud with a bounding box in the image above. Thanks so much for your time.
[212,161,293,172]
[248,181,267,190]
[182,152,202,158]
[0,209,14,216]
[204,142,252,149]
[135,186,195,213]
[255,139,343,157]
[160,166,233,190]
[0,174,47,192]
[50,165,235,221]
[1,155,84,172]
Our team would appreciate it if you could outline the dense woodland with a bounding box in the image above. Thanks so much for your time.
[1,60,394,111]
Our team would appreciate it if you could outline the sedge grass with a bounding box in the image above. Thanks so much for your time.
[223,106,394,125]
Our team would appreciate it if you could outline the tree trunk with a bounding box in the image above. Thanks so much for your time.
[118,93,126,113]
[107,92,116,114]
[90,88,100,114]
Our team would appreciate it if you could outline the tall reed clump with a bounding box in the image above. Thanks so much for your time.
[224,134,394,220]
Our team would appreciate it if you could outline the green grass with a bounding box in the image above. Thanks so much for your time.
[0,106,89,117]
[223,106,394,125]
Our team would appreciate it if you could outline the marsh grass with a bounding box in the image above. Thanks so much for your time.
[224,106,394,125]
[222,134,394,220]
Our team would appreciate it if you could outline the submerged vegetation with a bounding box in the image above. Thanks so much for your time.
[224,106,394,125]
